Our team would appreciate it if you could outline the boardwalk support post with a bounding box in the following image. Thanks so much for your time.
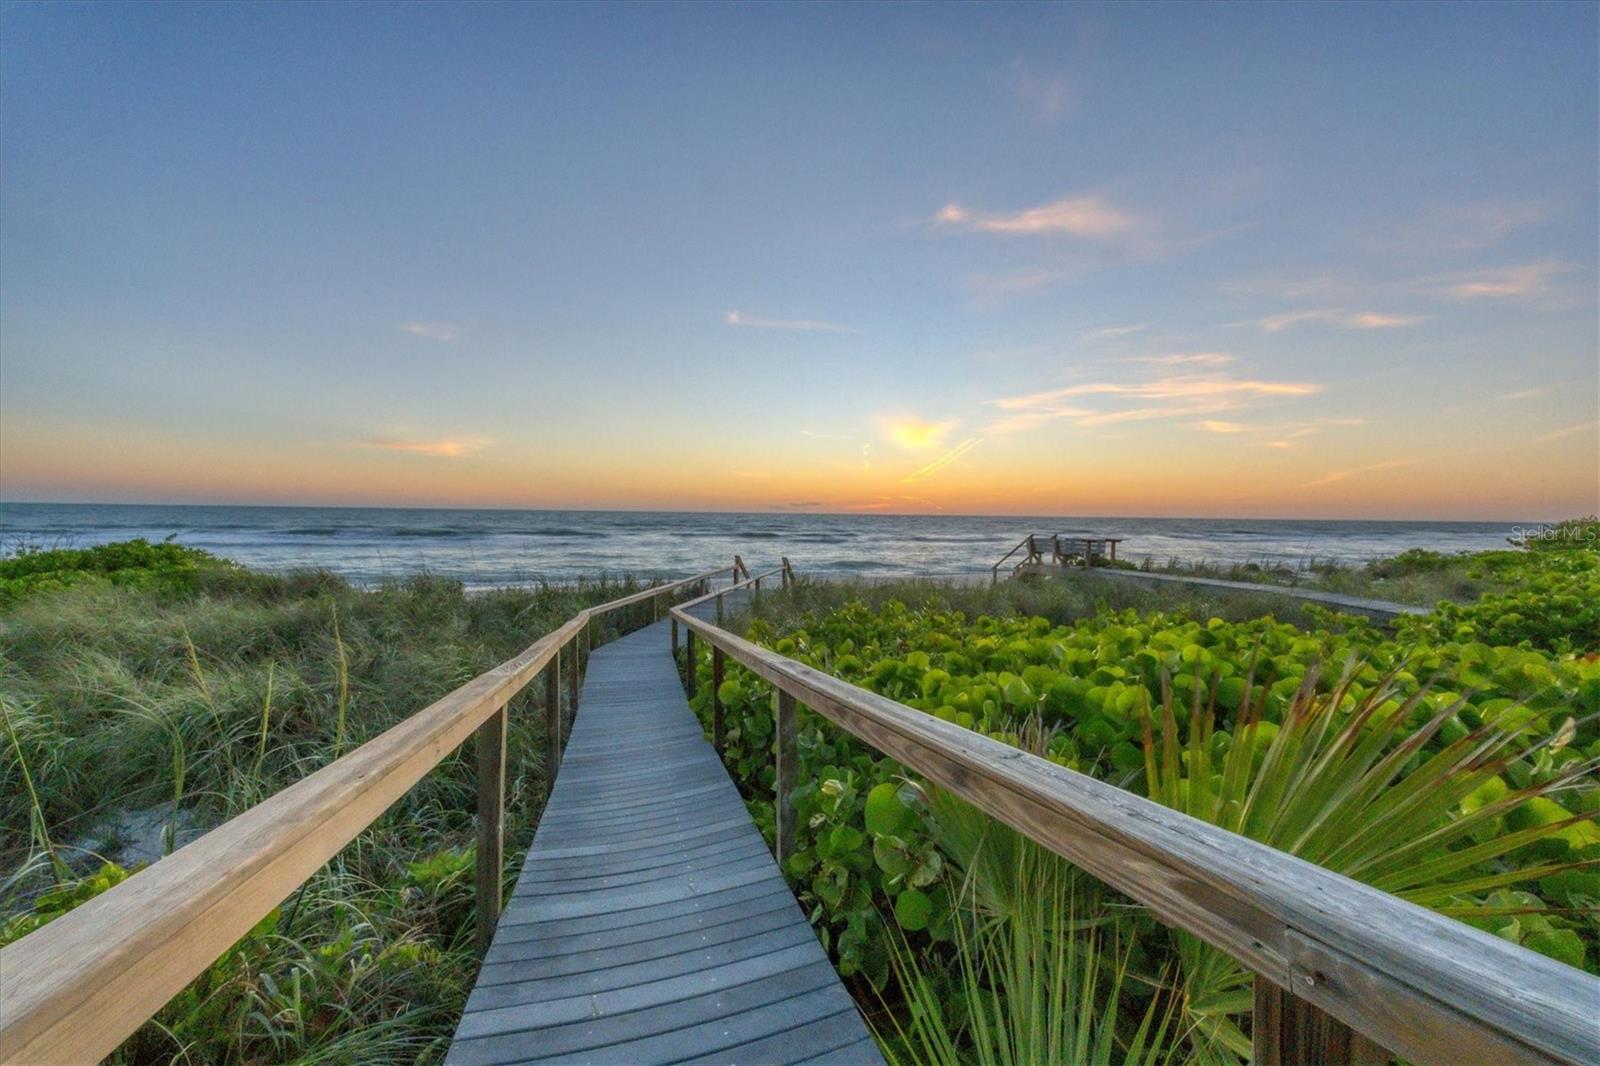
[544,654,562,800]
[671,617,678,658]
[775,690,797,866]
[1253,975,1389,1065]
[712,647,726,750]
[475,703,507,956]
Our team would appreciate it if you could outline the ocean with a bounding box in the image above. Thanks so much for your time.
[0,503,1536,589]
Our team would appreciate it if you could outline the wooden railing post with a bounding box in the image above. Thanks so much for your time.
[567,636,580,725]
[685,630,696,698]
[1253,976,1390,1065]
[775,690,797,866]
[715,591,724,625]
[712,647,726,750]
[671,617,678,658]
[781,556,792,589]
[474,703,507,956]
[545,653,562,800]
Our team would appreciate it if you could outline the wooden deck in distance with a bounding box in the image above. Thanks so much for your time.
[446,613,882,1066]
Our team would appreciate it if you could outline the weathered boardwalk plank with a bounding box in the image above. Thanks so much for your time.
[447,616,882,1066]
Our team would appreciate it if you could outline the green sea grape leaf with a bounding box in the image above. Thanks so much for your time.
[864,782,912,836]
[894,887,933,931]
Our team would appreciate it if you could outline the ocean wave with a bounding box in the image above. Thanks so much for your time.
[388,528,478,538]
[822,558,915,571]
[787,533,853,544]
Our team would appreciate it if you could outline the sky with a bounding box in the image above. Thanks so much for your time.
[1,2,1595,520]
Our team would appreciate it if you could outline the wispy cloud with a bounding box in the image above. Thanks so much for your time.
[1130,351,1236,367]
[361,437,488,459]
[904,437,984,482]
[1362,200,1548,253]
[1245,308,1423,333]
[724,310,850,333]
[1082,324,1147,341]
[1006,57,1074,121]
[987,374,1320,433]
[399,321,462,342]
[882,416,959,452]
[1422,260,1577,302]
[993,377,1319,409]
[1219,274,1350,301]
[1301,458,1417,489]
[775,501,824,509]
[1263,417,1365,449]
[934,194,1141,240]
[965,268,1084,296]
[1195,420,1249,433]
[1534,423,1594,445]
[1501,386,1556,402]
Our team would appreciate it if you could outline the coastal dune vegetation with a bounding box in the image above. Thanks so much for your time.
[0,540,652,1063]
[691,519,1599,1062]
[0,521,1595,1063]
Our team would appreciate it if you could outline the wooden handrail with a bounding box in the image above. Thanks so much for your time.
[678,564,785,612]
[670,563,784,671]
[0,563,737,1065]
[990,534,1034,585]
[669,608,1600,1066]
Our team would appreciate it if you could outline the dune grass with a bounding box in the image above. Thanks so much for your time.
[0,543,655,1064]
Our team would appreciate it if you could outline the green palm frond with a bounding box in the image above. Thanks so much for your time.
[1141,663,1596,1063]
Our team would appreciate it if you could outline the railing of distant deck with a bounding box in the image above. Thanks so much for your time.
[672,578,1600,1066]
[992,532,1118,584]
[0,560,747,1065]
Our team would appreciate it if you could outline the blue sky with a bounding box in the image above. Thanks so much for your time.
[1,2,1595,518]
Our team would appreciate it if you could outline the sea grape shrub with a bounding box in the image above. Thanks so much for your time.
[0,539,246,605]
[1365,547,1461,578]
[701,595,1599,976]
[696,659,948,988]
[1518,515,1600,553]
[1398,548,1600,654]
[750,600,1598,770]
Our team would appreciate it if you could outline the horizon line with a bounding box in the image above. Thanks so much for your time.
[0,497,1562,526]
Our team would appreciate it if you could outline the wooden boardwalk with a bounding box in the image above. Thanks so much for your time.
[1045,564,1428,620]
[446,614,882,1066]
